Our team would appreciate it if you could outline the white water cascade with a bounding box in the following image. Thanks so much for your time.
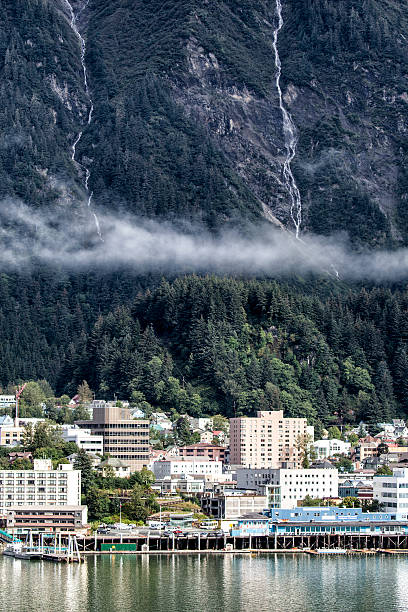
[272,0,302,239]
[64,0,103,241]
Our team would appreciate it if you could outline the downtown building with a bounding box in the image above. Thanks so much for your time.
[61,425,104,455]
[373,468,408,519]
[229,410,313,469]
[235,466,339,509]
[0,459,87,533]
[151,458,223,481]
[0,459,81,513]
[77,404,150,472]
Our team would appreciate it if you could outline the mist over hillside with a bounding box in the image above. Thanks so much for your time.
[1,0,408,427]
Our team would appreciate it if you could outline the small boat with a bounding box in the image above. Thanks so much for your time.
[3,542,25,558]
[307,548,348,555]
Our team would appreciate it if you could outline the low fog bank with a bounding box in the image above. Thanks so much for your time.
[1,201,407,281]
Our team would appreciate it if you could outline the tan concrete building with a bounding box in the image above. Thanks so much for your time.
[0,425,24,447]
[77,405,149,472]
[229,410,313,469]
[351,436,380,467]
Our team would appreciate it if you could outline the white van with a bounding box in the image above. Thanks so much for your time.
[148,521,167,530]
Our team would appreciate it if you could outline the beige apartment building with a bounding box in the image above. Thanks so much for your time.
[229,410,313,469]
[0,424,24,447]
[77,405,149,472]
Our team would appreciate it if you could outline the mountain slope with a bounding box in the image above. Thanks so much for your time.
[1,0,408,430]
[2,0,407,242]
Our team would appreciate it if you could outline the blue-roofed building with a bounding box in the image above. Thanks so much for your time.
[230,506,408,536]
[150,423,166,432]
[265,507,394,522]
[230,513,270,536]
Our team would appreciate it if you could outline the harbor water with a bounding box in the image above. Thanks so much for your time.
[1,553,407,612]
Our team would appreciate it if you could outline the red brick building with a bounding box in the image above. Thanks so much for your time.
[179,443,226,462]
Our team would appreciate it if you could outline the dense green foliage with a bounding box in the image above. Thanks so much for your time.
[84,0,265,227]
[74,454,158,522]
[281,0,408,245]
[2,274,406,429]
[1,0,408,435]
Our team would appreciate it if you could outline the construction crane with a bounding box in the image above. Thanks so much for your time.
[15,383,27,427]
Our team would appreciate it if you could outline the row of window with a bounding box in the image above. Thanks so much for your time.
[0,501,68,508]
[5,495,67,501]
[113,455,149,460]
[105,447,149,453]
[90,424,149,429]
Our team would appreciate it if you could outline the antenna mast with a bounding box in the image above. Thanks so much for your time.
[15,383,27,427]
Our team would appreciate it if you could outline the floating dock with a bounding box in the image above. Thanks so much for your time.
[2,533,83,562]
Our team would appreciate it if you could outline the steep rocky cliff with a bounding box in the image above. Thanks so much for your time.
[1,0,407,245]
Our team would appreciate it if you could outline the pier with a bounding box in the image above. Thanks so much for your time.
[76,532,408,554]
[2,532,83,562]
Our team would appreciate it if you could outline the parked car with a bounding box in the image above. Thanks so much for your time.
[97,527,111,534]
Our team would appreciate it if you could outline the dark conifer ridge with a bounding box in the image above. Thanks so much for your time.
[1,274,408,429]
[1,0,408,429]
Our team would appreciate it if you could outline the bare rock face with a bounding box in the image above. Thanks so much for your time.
[171,38,292,229]
[3,0,408,246]
[165,0,408,245]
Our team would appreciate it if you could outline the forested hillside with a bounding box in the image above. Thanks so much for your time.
[280,0,408,244]
[1,0,408,431]
[1,274,408,431]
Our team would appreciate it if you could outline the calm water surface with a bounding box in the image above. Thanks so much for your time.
[1,553,408,612]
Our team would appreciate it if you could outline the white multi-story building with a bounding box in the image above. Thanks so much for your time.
[152,458,223,480]
[189,417,213,431]
[201,490,268,519]
[373,468,408,519]
[61,425,104,455]
[313,439,351,460]
[199,430,214,444]
[153,474,206,495]
[150,412,173,431]
[0,395,16,410]
[229,410,314,468]
[236,467,339,509]
[0,459,81,514]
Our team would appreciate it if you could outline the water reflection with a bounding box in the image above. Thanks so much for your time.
[0,554,405,612]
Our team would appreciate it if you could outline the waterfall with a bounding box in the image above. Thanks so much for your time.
[63,0,103,241]
[272,0,302,239]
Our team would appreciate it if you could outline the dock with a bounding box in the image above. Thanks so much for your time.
[2,532,84,562]
[75,532,408,554]
[3,531,408,558]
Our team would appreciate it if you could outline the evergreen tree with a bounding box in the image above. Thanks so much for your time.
[74,449,95,494]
